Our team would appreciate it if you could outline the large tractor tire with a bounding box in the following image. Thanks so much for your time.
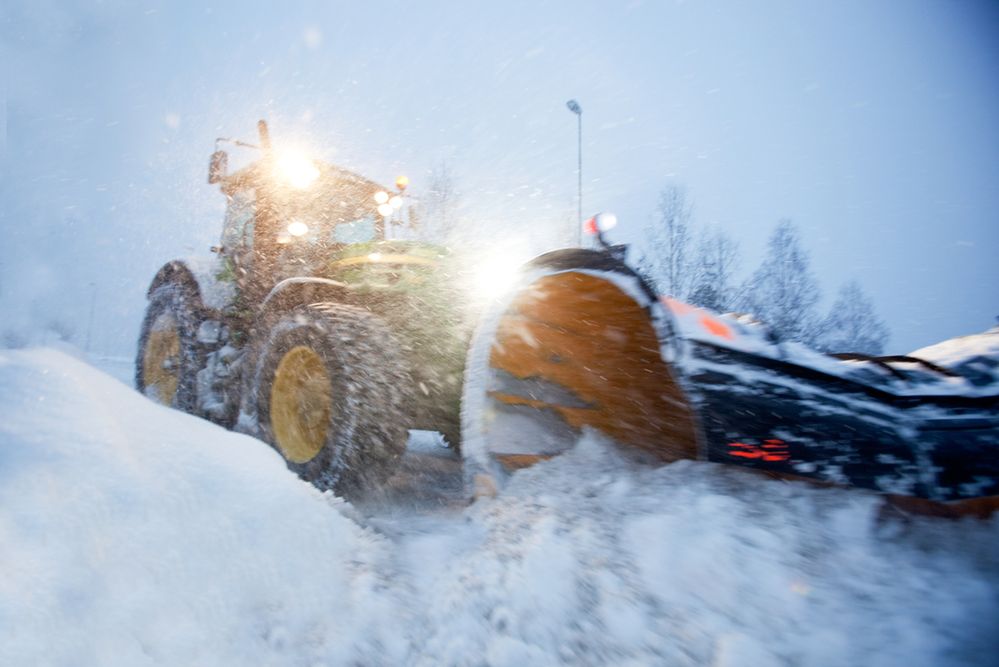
[252,303,412,496]
[136,281,206,413]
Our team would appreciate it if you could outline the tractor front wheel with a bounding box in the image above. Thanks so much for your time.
[252,303,411,496]
[136,282,205,413]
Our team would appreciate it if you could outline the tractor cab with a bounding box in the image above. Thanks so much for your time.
[208,121,405,294]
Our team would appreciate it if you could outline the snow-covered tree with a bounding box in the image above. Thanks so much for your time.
[688,228,740,312]
[642,184,693,298]
[814,281,890,354]
[739,219,820,344]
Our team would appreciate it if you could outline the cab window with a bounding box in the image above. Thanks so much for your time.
[221,189,256,253]
[332,215,377,244]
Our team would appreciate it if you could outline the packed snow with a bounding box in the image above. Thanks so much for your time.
[2,348,998,666]
[665,298,999,398]
[912,327,999,389]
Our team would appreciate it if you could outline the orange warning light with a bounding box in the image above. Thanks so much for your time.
[700,315,734,340]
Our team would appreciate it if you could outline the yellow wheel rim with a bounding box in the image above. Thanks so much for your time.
[270,345,334,464]
[143,314,181,405]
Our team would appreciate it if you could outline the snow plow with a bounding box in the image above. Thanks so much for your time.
[461,248,999,516]
[137,121,999,515]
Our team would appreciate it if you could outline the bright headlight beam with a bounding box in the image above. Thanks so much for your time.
[472,256,523,302]
[275,151,320,189]
[287,220,309,237]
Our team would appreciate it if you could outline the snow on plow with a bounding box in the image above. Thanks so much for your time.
[462,248,999,514]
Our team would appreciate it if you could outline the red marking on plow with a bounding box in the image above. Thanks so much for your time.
[728,439,789,462]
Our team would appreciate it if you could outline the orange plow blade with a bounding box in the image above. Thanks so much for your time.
[478,270,699,473]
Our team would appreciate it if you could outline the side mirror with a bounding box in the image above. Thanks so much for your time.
[208,150,229,184]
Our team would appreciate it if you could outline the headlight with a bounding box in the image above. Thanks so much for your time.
[471,255,523,302]
[583,212,618,236]
[275,151,320,189]
[287,220,309,237]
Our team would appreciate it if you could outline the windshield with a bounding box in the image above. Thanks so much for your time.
[331,215,377,243]
[263,171,384,246]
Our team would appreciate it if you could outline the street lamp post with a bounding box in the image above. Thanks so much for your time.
[566,99,582,246]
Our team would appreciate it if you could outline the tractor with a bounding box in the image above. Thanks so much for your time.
[136,121,468,495]
[138,121,998,515]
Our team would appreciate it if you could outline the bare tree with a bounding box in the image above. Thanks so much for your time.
[688,228,740,312]
[814,281,890,354]
[45,318,76,343]
[739,219,821,344]
[643,184,693,297]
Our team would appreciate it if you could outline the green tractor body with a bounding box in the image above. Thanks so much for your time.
[137,122,469,494]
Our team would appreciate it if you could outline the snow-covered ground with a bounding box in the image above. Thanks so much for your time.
[2,348,997,666]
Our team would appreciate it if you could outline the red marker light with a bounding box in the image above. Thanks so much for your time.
[584,212,617,236]
[728,439,789,462]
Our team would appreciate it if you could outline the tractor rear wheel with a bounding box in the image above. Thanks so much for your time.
[252,303,411,496]
[136,282,205,413]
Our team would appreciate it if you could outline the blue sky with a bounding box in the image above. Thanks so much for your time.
[1,0,997,354]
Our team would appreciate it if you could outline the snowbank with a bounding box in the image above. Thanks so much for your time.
[0,349,401,666]
[2,348,997,666]
[911,327,999,387]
